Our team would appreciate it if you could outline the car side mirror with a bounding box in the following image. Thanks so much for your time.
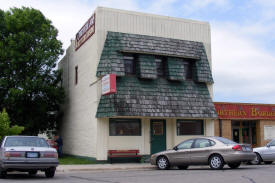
[267,144,271,148]
[173,146,178,151]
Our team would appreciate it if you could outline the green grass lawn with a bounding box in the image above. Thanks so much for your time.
[58,154,98,165]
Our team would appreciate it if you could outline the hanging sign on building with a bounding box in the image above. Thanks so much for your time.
[215,103,275,120]
[102,74,116,95]
[75,13,96,51]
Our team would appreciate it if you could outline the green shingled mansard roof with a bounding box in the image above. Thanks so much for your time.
[96,31,217,118]
[96,77,217,118]
[96,31,214,83]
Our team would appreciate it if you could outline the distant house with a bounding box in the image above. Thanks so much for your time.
[58,7,217,160]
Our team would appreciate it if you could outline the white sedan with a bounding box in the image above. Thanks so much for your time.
[0,136,59,178]
[251,139,275,165]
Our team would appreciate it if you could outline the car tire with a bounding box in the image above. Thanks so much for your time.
[45,168,56,178]
[250,153,262,165]
[178,165,188,170]
[0,170,7,179]
[264,161,273,165]
[29,170,38,175]
[156,156,170,170]
[209,154,224,170]
[228,162,241,169]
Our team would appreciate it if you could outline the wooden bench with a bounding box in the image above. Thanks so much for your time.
[108,150,141,163]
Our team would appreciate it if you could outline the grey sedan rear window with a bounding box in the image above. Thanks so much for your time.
[214,137,237,145]
[4,137,49,147]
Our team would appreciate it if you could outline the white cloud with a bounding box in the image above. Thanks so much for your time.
[212,25,275,103]
[142,0,178,15]
[254,0,275,7]
[179,0,230,16]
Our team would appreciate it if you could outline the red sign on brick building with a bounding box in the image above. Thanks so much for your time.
[214,102,275,120]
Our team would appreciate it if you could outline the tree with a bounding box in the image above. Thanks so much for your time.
[0,109,24,139]
[0,7,64,135]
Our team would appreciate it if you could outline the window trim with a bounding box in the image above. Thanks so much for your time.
[109,118,142,136]
[176,119,204,136]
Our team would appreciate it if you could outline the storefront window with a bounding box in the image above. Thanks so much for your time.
[242,128,250,144]
[109,119,141,136]
[232,120,257,145]
[177,120,204,135]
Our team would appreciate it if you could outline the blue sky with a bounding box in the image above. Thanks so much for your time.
[1,0,275,104]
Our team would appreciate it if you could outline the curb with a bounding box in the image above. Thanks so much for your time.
[56,164,155,172]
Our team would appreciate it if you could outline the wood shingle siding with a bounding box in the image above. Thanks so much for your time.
[96,31,214,84]
[96,77,217,118]
[136,54,157,79]
[166,57,186,81]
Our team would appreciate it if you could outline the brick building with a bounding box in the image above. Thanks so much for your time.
[58,7,217,160]
[214,102,275,147]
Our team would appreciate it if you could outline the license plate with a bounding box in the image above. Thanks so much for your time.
[26,152,39,158]
[242,147,252,151]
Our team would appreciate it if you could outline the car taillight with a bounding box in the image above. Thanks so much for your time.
[43,152,58,158]
[5,151,24,157]
[232,145,242,151]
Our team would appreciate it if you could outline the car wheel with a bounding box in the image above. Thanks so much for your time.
[178,165,188,170]
[157,156,170,170]
[228,162,241,169]
[209,154,224,170]
[0,170,7,179]
[45,168,56,178]
[250,153,262,165]
[264,161,273,164]
[29,170,38,175]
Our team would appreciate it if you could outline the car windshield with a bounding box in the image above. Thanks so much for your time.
[4,137,49,147]
[213,137,237,145]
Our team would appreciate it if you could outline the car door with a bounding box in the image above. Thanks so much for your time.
[265,140,275,161]
[190,138,213,165]
[169,139,194,165]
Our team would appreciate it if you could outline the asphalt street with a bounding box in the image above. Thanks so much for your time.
[1,164,274,183]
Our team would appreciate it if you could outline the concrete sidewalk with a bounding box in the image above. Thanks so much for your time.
[56,163,155,172]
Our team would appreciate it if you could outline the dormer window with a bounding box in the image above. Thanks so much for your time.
[155,56,166,77]
[183,59,194,80]
[124,53,136,75]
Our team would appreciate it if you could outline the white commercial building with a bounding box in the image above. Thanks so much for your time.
[58,7,217,160]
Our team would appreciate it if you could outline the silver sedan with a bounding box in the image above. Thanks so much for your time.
[251,139,275,165]
[151,136,255,170]
[0,136,59,178]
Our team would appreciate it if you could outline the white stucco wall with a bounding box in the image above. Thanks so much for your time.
[59,31,99,157]
[59,7,214,160]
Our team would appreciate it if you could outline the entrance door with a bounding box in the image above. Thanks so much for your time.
[233,128,240,143]
[150,119,166,154]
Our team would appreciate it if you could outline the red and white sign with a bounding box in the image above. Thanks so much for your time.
[75,13,96,51]
[214,102,275,120]
[102,74,116,95]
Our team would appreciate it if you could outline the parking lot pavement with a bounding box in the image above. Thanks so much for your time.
[1,164,275,183]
